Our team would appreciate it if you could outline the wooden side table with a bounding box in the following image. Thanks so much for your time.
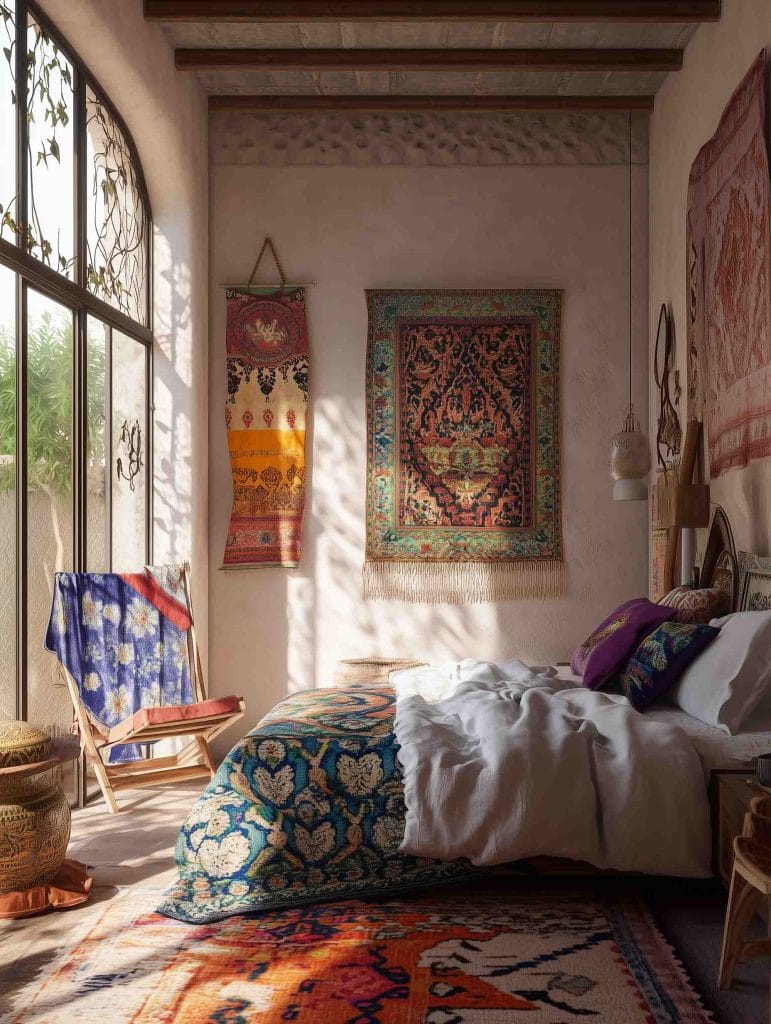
[710,771,760,888]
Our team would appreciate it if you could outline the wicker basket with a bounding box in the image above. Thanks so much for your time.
[334,657,427,687]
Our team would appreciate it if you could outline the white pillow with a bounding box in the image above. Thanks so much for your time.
[668,610,771,735]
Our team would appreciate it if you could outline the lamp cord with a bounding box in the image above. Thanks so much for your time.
[628,111,633,416]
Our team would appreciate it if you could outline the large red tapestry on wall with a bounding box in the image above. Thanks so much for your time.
[365,289,562,603]
[397,318,534,530]
[686,51,771,478]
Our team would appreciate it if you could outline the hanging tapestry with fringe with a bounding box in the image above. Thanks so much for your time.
[364,288,563,602]
[223,285,309,567]
[686,51,771,478]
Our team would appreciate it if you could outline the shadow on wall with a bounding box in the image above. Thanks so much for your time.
[153,230,193,569]
[207,160,650,752]
[294,395,503,692]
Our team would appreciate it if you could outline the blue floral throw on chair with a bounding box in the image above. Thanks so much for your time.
[46,567,195,764]
[46,565,244,813]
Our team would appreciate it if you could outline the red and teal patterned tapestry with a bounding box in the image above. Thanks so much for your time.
[364,289,563,602]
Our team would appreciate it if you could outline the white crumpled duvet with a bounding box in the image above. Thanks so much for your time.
[391,659,712,877]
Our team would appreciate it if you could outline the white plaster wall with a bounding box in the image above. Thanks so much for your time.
[209,158,649,735]
[649,0,771,562]
[36,0,210,662]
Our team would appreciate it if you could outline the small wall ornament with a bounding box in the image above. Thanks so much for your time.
[653,303,682,470]
[116,418,143,492]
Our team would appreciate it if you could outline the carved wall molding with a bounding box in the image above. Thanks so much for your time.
[211,110,649,167]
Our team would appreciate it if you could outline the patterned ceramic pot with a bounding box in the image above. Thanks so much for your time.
[0,721,71,895]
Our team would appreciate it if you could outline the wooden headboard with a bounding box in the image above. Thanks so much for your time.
[700,507,739,613]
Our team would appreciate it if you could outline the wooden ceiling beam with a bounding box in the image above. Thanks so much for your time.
[146,1,721,23]
[177,47,682,72]
[208,93,655,111]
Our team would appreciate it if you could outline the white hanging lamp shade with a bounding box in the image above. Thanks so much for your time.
[610,405,651,501]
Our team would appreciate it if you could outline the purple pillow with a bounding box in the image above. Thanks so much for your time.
[571,598,676,691]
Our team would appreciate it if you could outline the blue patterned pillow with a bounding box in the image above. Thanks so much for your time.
[620,621,721,711]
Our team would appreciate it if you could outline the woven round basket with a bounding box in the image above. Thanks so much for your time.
[334,657,427,687]
[0,720,50,770]
[0,721,70,896]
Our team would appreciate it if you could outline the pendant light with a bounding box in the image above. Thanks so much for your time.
[610,113,651,501]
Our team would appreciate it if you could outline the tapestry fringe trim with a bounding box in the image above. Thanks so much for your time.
[362,560,566,603]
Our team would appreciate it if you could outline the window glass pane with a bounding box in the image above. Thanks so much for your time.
[0,2,16,244]
[87,316,108,571]
[111,330,147,571]
[26,289,73,750]
[26,14,74,276]
[0,264,15,720]
[86,86,148,325]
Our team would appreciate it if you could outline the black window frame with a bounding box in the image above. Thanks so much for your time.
[0,0,153,748]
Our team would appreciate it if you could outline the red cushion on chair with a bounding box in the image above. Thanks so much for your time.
[107,695,243,744]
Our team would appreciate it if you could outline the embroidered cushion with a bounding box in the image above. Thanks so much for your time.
[620,622,721,711]
[572,598,676,691]
[107,695,243,744]
[659,586,731,624]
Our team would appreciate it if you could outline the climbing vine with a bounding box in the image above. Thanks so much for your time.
[0,4,147,321]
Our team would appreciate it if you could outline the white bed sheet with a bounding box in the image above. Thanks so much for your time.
[643,706,771,778]
[554,663,771,777]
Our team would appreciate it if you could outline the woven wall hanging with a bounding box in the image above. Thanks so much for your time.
[222,238,310,568]
[364,288,563,602]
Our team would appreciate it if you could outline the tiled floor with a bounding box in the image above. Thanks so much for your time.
[0,783,768,1023]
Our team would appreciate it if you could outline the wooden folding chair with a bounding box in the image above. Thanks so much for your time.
[57,564,244,813]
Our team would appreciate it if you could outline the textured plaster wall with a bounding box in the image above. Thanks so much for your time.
[649,0,771,563]
[208,119,650,737]
[37,0,210,661]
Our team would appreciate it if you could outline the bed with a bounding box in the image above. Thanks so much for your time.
[159,508,771,924]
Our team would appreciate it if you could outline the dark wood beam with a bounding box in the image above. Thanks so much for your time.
[177,47,682,72]
[146,1,721,23]
[208,93,655,111]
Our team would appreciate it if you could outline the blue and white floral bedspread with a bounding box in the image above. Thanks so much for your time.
[158,685,470,923]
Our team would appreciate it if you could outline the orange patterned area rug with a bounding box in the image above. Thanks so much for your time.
[4,888,713,1023]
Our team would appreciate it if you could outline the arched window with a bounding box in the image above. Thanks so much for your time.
[0,1,152,792]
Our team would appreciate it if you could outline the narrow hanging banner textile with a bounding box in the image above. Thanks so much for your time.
[223,239,309,568]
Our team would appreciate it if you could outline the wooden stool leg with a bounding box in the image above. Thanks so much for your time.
[719,866,761,989]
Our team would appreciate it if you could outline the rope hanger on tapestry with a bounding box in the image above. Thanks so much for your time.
[222,236,316,292]
[221,236,311,569]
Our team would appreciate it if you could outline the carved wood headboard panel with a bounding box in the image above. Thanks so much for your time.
[700,506,739,613]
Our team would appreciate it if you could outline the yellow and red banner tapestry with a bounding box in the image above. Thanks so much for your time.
[223,287,309,567]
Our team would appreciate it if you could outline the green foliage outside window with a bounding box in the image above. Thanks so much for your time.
[0,313,104,492]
